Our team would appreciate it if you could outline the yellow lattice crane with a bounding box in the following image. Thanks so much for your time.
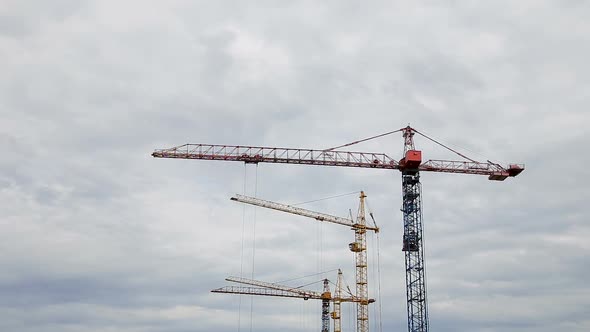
[212,269,367,332]
[230,191,379,332]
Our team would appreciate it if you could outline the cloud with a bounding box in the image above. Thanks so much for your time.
[1,1,589,331]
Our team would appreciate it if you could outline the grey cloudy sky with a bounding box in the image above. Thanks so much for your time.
[1,1,589,331]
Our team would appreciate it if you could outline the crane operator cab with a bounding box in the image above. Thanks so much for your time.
[402,231,419,252]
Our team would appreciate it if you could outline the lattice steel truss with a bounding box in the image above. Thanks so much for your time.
[401,172,428,332]
[354,192,369,332]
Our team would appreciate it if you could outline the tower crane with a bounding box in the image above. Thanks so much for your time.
[215,277,333,332]
[230,191,379,332]
[152,125,524,332]
[213,270,366,332]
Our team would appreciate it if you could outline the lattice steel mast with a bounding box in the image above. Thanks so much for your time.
[333,269,344,332]
[354,191,369,332]
[400,127,428,331]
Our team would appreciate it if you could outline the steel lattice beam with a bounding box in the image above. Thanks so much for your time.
[152,144,523,180]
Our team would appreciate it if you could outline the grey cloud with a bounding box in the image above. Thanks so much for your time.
[1,1,589,331]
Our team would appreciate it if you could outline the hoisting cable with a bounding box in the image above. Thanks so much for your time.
[343,280,356,298]
[323,128,405,151]
[365,200,379,231]
[277,269,340,284]
[291,191,360,206]
[318,214,324,281]
[290,279,327,290]
[376,232,383,332]
[237,164,251,332]
[366,200,383,332]
[420,127,497,161]
[369,212,379,229]
[413,129,479,163]
[328,276,355,299]
[328,277,355,296]
[249,164,259,332]
[370,231,377,332]
[327,279,339,288]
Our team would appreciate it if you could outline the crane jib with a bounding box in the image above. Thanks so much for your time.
[230,194,379,232]
[152,145,524,180]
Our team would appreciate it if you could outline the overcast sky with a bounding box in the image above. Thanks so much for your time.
[2,1,589,331]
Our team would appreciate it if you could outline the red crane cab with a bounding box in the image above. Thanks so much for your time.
[399,150,422,169]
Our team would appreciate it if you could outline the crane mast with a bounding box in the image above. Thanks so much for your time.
[353,192,369,332]
[322,278,331,332]
[400,127,428,331]
[332,269,344,332]
[152,125,524,332]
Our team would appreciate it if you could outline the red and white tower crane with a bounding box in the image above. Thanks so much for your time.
[152,126,524,332]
